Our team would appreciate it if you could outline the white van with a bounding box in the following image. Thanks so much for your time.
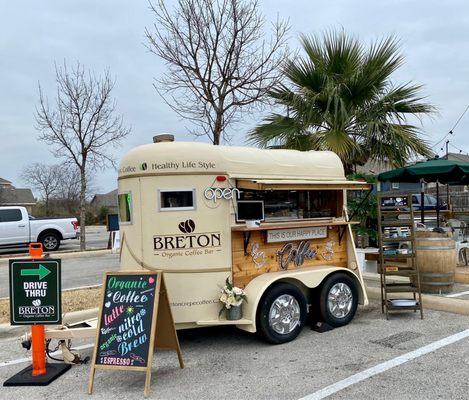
[114,135,369,344]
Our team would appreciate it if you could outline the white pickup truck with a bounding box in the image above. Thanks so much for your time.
[0,206,78,251]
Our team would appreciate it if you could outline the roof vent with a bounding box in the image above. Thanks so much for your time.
[153,134,174,143]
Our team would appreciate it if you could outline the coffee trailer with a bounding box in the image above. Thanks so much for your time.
[112,135,369,344]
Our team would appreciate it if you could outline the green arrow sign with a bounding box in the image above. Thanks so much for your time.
[20,264,51,280]
[9,259,61,325]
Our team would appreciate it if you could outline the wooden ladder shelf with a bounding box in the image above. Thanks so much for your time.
[377,194,424,319]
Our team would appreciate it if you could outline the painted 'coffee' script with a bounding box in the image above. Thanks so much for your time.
[276,241,317,270]
[95,274,157,368]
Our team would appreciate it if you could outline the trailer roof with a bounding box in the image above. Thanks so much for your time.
[118,142,346,181]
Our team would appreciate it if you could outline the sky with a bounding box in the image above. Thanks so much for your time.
[1,0,469,195]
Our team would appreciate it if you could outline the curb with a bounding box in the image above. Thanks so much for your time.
[0,308,99,340]
[366,286,469,316]
[0,248,112,263]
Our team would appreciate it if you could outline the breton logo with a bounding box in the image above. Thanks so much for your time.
[153,220,221,255]
[178,219,195,233]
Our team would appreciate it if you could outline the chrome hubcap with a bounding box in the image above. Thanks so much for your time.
[327,282,353,319]
[43,236,58,249]
[268,294,301,335]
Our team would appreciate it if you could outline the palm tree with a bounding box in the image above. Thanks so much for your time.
[249,31,435,173]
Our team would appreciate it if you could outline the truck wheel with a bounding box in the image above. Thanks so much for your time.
[257,283,307,344]
[319,273,358,328]
[40,232,61,251]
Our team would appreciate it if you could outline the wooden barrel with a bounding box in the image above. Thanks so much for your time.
[411,231,456,294]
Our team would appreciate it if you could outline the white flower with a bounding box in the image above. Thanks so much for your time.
[233,287,244,296]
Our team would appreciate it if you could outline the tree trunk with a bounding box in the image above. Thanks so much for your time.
[45,195,49,216]
[79,168,87,251]
[212,113,223,145]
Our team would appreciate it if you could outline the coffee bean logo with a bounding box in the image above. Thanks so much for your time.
[178,219,195,233]
[140,162,148,171]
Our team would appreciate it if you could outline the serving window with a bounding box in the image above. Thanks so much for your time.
[238,189,343,221]
[118,192,132,224]
[158,189,196,211]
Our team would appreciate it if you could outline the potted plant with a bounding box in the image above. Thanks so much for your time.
[219,278,247,320]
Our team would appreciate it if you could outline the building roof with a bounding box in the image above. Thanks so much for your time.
[0,177,12,186]
[119,142,345,181]
[446,152,469,163]
[91,189,118,208]
[0,187,36,205]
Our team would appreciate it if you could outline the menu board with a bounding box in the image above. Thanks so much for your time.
[89,271,184,398]
[95,273,158,368]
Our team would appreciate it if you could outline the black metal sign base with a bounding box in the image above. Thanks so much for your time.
[3,363,71,387]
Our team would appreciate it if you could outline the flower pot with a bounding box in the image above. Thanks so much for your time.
[226,305,242,321]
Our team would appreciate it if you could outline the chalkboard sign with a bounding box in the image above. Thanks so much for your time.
[89,271,184,397]
[106,214,119,232]
[95,273,157,368]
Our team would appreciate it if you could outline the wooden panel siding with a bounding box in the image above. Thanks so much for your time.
[232,225,347,288]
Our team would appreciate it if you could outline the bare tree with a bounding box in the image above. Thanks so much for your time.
[35,62,130,250]
[145,0,289,144]
[55,165,94,215]
[21,163,62,215]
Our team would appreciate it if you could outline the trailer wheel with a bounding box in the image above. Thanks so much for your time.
[319,273,358,327]
[39,232,61,251]
[257,283,307,344]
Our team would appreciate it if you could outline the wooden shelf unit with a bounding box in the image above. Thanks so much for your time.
[377,194,424,320]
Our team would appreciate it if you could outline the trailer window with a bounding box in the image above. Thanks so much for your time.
[118,193,132,223]
[239,190,342,221]
[159,189,196,211]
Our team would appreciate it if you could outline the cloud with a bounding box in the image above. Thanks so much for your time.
[1,0,468,194]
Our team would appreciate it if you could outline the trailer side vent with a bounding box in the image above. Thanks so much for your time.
[153,134,174,143]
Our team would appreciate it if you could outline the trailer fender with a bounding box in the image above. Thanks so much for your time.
[237,266,367,333]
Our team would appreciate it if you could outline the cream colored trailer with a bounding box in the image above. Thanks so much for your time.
[47,136,369,344]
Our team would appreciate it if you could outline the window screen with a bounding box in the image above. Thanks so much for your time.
[118,193,132,223]
[159,190,195,210]
[0,209,22,222]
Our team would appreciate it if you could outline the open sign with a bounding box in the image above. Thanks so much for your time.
[204,187,240,202]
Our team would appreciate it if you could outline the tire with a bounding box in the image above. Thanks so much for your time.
[319,273,358,328]
[257,283,307,344]
[39,232,61,251]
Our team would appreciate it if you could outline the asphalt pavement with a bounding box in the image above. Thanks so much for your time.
[0,225,109,256]
[0,252,119,298]
[1,303,469,399]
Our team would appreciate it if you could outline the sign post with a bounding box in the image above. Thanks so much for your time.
[88,271,183,398]
[4,243,70,387]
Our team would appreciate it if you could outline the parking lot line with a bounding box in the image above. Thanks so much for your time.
[299,328,469,400]
[0,343,93,368]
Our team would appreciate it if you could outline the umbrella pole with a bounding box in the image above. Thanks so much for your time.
[420,179,425,224]
[436,180,440,228]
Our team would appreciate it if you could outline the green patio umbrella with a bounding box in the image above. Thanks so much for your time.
[378,158,469,184]
[378,157,469,226]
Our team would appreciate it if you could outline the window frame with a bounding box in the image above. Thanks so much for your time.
[117,192,133,225]
[158,188,197,212]
[0,208,23,223]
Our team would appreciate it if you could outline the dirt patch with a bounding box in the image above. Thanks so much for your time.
[0,287,102,324]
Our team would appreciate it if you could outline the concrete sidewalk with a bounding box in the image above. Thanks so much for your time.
[363,272,469,315]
